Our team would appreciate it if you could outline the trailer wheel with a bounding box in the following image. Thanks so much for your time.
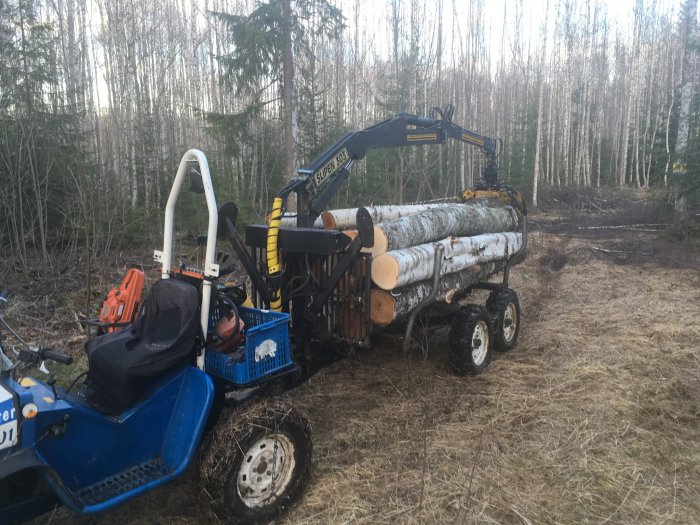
[486,288,520,352]
[448,304,493,375]
[200,401,312,524]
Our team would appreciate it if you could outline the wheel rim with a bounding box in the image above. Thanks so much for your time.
[471,320,489,365]
[237,433,296,508]
[502,303,517,342]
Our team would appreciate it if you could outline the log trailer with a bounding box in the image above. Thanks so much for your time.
[0,106,527,524]
[232,104,526,361]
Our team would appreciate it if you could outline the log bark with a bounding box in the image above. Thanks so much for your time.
[371,204,518,256]
[320,203,448,230]
[278,214,324,228]
[371,233,522,290]
[370,261,505,325]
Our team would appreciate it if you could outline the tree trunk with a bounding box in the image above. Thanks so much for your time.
[673,0,698,215]
[370,261,505,325]
[279,214,324,228]
[282,0,296,209]
[320,203,449,230]
[371,204,519,255]
[371,232,522,290]
[676,0,698,159]
[533,74,546,208]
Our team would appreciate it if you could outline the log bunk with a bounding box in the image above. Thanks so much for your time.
[307,195,527,328]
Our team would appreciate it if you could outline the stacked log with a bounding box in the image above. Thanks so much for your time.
[363,202,521,326]
[320,203,449,230]
[371,232,522,290]
[371,261,506,325]
[279,215,324,228]
[276,200,522,327]
[278,203,448,229]
[370,204,518,256]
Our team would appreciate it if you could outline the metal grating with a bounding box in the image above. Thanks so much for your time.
[310,252,372,346]
[249,245,371,346]
[75,457,172,507]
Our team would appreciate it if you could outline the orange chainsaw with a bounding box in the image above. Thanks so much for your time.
[92,268,146,334]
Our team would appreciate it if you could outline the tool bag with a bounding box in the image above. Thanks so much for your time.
[85,278,201,412]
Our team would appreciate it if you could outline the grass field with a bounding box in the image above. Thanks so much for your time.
[10,192,699,524]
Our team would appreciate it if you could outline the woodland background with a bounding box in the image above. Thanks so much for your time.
[1,0,699,271]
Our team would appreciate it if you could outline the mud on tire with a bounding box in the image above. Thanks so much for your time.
[199,400,312,524]
[486,288,520,352]
[448,304,493,375]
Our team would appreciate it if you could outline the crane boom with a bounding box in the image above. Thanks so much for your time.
[277,105,501,227]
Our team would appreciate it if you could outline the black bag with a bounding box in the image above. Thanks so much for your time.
[85,278,201,412]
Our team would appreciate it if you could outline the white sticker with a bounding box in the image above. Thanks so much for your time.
[0,385,18,450]
[254,339,277,362]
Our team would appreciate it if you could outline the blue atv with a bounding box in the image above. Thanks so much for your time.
[0,150,312,524]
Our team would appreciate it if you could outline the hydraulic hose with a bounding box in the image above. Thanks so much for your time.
[266,196,284,311]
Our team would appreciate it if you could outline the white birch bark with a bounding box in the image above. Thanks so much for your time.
[370,260,505,325]
[372,204,519,256]
[371,232,522,290]
[531,0,548,206]
[676,0,698,157]
[279,214,324,228]
[320,203,448,230]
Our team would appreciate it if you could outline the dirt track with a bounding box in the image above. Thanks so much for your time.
[24,202,700,525]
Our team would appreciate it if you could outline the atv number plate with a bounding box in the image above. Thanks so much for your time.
[0,384,18,450]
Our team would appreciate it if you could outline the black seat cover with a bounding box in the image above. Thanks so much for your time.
[86,278,201,412]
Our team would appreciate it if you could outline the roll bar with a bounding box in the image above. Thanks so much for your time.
[154,149,218,370]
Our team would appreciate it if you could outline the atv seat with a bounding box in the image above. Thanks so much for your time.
[85,278,201,413]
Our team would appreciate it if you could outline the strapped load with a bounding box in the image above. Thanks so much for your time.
[85,279,201,412]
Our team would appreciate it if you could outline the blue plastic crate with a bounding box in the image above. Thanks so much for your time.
[204,306,292,385]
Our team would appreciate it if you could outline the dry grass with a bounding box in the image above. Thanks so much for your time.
[23,221,700,525]
[275,232,700,525]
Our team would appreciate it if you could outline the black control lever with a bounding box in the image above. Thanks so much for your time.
[39,348,74,365]
[217,202,271,308]
[19,347,73,366]
[356,207,374,249]
[47,378,59,400]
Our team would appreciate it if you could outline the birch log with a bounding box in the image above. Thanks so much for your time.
[321,203,449,229]
[371,233,522,290]
[371,204,518,256]
[278,214,324,228]
[370,261,505,325]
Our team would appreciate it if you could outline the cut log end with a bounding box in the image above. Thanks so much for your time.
[370,252,400,290]
[370,289,396,325]
[321,211,337,229]
[370,261,504,325]
[369,226,388,257]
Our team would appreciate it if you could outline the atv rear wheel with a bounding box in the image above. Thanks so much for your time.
[486,288,520,352]
[200,401,312,524]
[448,304,493,375]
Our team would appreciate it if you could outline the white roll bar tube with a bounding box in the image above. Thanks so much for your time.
[156,149,218,370]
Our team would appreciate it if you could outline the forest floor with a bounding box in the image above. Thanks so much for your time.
[4,189,698,524]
